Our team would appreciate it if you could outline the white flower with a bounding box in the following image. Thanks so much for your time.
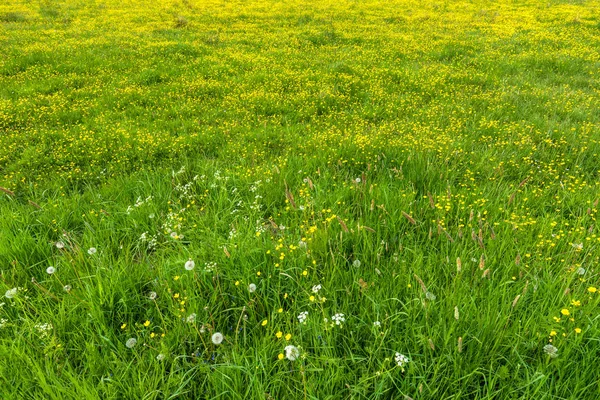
[284,345,300,361]
[297,311,308,324]
[63,285,72,292]
[4,288,17,299]
[373,321,381,327]
[46,266,56,275]
[87,247,97,255]
[211,332,224,345]
[353,260,361,268]
[55,241,65,249]
[312,284,322,293]
[185,259,195,271]
[395,352,410,368]
[125,338,137,348]
[0,318,7,328]
[543,344,558,358]
[576,267,586,275]
[148,291,157,300]
[156,353,165,361]
[332,313,345,325]
[355,177,361,183]
[186,313,196,323]
[248,283,257,293]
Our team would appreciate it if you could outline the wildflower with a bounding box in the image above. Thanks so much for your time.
[560,309,570,316]
[297,311,308,324]
[355,177,361,183]
[574,328,582,334]
[543,344,558,358]
[309,295,315,302]
[156,353,165,361]
[550,331,557,337]
[302,270,308,276]
[277,308,283,313]
[211,332,224,345]
[278,353,285,360]
[185,259,195,271]
[394,352,410,370]
[353,260,361,268]
[284,345,300,361]
[87,247,97,255]
[276,331,283,339]
[285,333,292,341]
[46,266,56,275]
[148,291,157,300]
[4,288,17,299]
[186,313,196,323]
[55,241,65,249]
[571,299,581,307]
[248,283,257,293]
[312,284,322,293]
[121,323,127,329]
[261,319,268,327]
[143,320,151,327]
[125,338,137,348]
[332,313,345,325]
[588,287,597,293]
[170,232,179,239]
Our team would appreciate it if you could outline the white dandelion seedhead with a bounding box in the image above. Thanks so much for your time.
[186,313,197,323]
[125,338,137,348]
[425,291,436,301]
[211,332,224,345]
[46,266,56,275]
[63,285,72,292]
[148,291,157,300]
[284,345,300,361]
[248,283,257,293]
[576,267,586,276]
[87,247,97,255]
[353,260,361,268]
[543,344,558,358]
[355,177,361,183]
[4,288,17,299]
[55,241,65,249]
[185,259,195,271]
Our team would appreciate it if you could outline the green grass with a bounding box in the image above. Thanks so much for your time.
[1,0,600,398]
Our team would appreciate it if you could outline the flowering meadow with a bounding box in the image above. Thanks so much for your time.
[1,0,600,398]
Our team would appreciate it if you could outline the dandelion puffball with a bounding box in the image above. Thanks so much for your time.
[185,259,195,271]
[87,247,97,255]
[125,338,137,348]
[46,266,56,275]
[284,345,300,361]
[248,283,257,293]
[211,332,224,345]
[5,288,17,299]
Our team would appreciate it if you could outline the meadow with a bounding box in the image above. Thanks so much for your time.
[1,0,600,398]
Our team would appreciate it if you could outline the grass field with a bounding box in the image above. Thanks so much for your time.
[1,0,600,398]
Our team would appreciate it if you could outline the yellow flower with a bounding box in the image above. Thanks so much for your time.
[278,353,284,360]
[143,320,150,327]
[553,317,561,322]
[120,323,127,329]
[257,271,261,276]
[276,331,283,339]
[235,281,240,286]
[174,276,180,281]
[285,333,292,341]
[277,308,283,313]
[560,309,570,316]
[302,270,308,276]
[261,319,268,326]
[550,330,557,337]
[574,328,582,334]
[571,299,581,307]
[174,293,180,299]
[309,295,315,302]
[588,287,597,293]
[150,332,156,338]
